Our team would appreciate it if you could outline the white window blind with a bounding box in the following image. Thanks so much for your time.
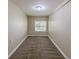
[35,21,46,32]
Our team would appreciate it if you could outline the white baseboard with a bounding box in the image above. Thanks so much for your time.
[48,35,69,59]
[8,36,28,58]
[27,35,48,36]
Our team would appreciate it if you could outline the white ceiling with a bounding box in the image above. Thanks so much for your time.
[11,0,66,16]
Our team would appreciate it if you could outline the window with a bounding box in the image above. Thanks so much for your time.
[35,21,46,32]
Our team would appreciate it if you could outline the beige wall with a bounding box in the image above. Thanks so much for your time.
[28,16,48,36]
[8,0,28,55]
[48,1,71,59]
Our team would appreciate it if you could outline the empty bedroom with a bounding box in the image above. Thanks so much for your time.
[8,0,71,59]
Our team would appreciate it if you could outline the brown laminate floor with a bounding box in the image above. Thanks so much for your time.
[9,36,65,59]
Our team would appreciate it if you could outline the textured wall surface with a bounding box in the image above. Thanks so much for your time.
[28,16,48,36]
[48,1,71,59]
[8,1,28,55]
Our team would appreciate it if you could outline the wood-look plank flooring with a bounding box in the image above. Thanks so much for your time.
[9,36,65,59]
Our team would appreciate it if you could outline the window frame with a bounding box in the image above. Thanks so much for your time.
[35,21,47,32]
